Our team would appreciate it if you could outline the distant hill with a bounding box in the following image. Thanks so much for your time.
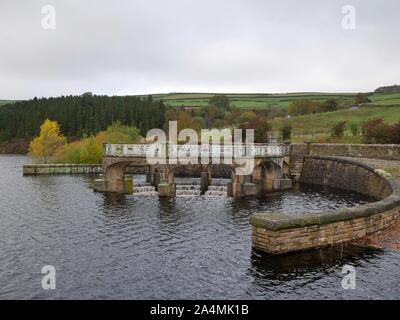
[0,100,15,106]
[375,85,400,94]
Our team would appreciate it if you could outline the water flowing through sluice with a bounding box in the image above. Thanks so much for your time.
[132,182,158,196]
[205,178,228,197]
[130,177,229,197]
[175,178,202,197]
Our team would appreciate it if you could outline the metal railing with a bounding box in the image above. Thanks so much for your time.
[104,143,289,158]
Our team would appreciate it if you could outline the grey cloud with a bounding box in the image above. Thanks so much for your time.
[0,0,399,99]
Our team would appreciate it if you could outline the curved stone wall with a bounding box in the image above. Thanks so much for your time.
[299,156,392,200]
[251,156,400,254]
[308,144,400,160]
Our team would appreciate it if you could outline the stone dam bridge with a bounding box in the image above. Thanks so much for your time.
[101,143,292,197]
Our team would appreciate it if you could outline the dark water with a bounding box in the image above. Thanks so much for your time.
[1,155,400,299]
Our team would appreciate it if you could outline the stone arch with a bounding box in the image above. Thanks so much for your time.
[167,163,206,182]
[102,157,149,193]
[104,160,132,181]
[208,163,235,180]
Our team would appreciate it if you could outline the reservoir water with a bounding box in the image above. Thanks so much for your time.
[1,155,400,299]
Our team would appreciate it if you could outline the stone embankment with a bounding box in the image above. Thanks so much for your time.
[252,144,400,254]
[23,164,103,175]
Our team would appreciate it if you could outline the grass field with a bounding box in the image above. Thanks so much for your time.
[271,105,400,143]
[0,100,14,106]
[150,91,400,110]
[155,92,359,109]
[369,93,400,106]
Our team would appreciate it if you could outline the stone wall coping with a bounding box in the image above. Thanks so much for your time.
[23,163,146,168]
[251,156,400,231]
[323,143,398,147]
[291,143,400,147]
[23,164,102,168]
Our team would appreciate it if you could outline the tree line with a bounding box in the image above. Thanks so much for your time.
[1,93,292,149]
[0,94,166,141]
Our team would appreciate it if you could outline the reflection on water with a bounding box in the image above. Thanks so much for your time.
[1,155,400,299]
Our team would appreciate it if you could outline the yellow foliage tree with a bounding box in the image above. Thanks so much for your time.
[79,136,103,164]
[29,119,66,163]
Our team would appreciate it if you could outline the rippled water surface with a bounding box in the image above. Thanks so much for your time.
[1,155,400,299]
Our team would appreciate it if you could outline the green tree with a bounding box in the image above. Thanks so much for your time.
[322,98,339,112]
[0,94,166,145]
[104,121,141,144]
[208,94,230,110]
[355,93,371,104]
[281,122,293,141]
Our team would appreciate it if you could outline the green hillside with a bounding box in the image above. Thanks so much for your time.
[273,105,400,137]
[0,100,15,106]
[369,93,400,106]
[154,92,359,109]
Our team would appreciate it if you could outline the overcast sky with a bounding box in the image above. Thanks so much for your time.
[0,0,399,99]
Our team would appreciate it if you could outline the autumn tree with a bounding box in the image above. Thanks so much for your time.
[355,93,371,104]
[54,122,141,164]
[29,119,66,163]
[165,109,202,132]
[79,136,103,164]
[239,113,271,143]
[288,99,321,116]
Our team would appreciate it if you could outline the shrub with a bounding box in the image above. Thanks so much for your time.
[350,123,359,136]
[361,118,400,144]
[281,122,293,141]
[288,99,321,116]
[104,121,141,144]
[322,98,339,112]
[79,136,103,164]
[54,122,141,164]
[330,121,346,138]
[239,115,271,143]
